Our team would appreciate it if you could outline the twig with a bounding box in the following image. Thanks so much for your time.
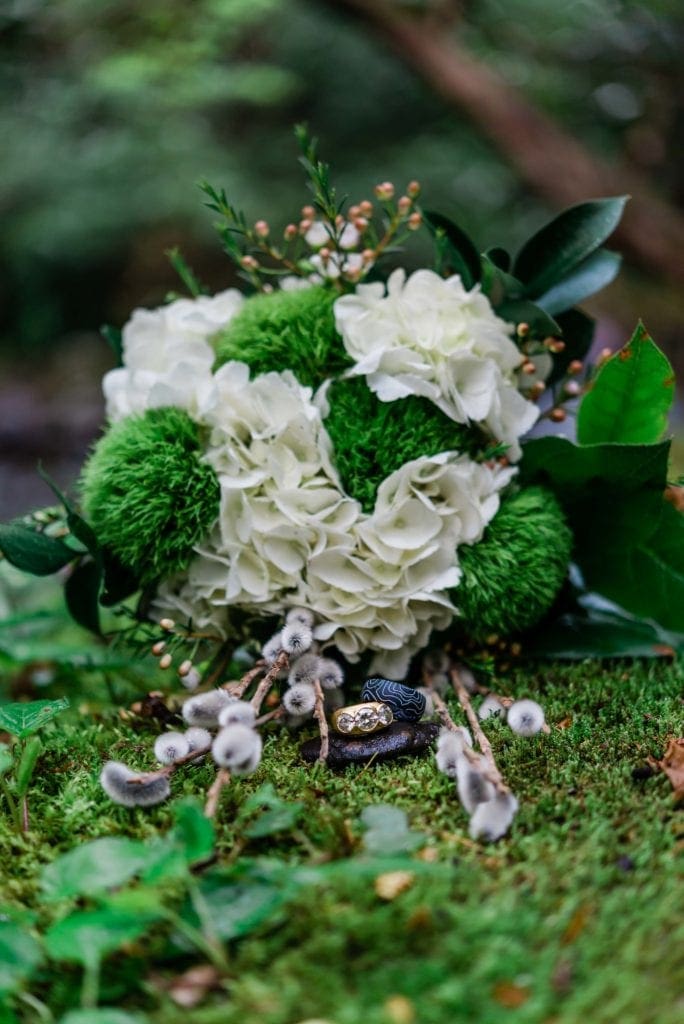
[312,678,329,765]
[430,689,500,784]
[204,769,231,819]
[249,650,289,713]
[125,744,212,784]
[254,707,284,727]
[225,663,265,699]
[450,667,509,793]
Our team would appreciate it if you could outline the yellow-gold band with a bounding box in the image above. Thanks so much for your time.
[331,701,394,736]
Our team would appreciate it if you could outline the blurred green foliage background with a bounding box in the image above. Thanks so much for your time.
[1,0,682,515]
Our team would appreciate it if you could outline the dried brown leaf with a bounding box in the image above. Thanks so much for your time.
[374,870,415,900]
[654,737,684,802]
[492,981,531,1008]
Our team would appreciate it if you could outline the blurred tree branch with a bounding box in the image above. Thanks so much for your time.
[328,0,684,286]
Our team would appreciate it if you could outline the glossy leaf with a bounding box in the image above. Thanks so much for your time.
[59,1010,145,1024]
[142,800,214,883]
[361,804,425,855]
[240,784,304,839]
[547,309,595,386]
[176,873,286,945]
[424,210,481,288]
[495,298,560,339]
[521,437,684,632]
[514,196,627,296]
[44,907,161,967]
[41,838,150,902]
[577,322,674,445]
[0,523,73,576]
[0,921,42,995]
[535,248,621,315]
[65,559,102,635]
[0,698,69,738]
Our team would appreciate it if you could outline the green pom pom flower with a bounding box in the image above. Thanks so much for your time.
[455,486,572,637]
[324,377,486,513]
[213,285,349,388]
[81,407,220,585]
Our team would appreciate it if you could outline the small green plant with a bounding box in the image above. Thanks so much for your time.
[0,697,69,832]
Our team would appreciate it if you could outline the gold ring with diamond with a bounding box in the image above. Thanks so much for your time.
[332,701,394,736]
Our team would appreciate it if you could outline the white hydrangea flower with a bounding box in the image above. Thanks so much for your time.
[103,289,243,422]
[334,268,539,460]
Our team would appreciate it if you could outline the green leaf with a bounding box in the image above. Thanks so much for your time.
[15,736,42,798]
[64,559,102,635]
[495,298,560,339]
[101,324,123,367]
[577,322,674,445]
[521,438,684,632]
[526,606,684,659]
[424,211,481,288]
[59,1010,146,1024]
[547,309,595,386]
[0,921,43,995]
[0,523,73,576]
[535,249,621,315]
[239,784,304,839]
[484,247,511,271]
[176,873,286,945]
[100,549,139,606]
[44,907,161,967]
[514,196,628,296]
[141,800,214,884]
[41,838,150,902]
[0,698,69,738]
[0,744,13,776]
[361,804,425,856]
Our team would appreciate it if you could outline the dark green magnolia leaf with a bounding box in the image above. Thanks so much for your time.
[514,196,628,297]
[41,838,150,902]
[44,908,162,967]
[100,549,139,606]
[521,437,684,632]
[577,322,674,445]
[0,921,42,995]
[0,698,69,738]
[480,256,524,306]
[0,523,73,575]
[526,607,684,659]
[361,804,425,855]
[101,324,123,367]
[547,309,595,386]
[65,559,102,635]
[484,247,511,271]
[495,298,560,339]
[424,210,481,288]
[535,248,621,315]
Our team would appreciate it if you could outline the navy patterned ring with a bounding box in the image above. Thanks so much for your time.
[361,678,426,722]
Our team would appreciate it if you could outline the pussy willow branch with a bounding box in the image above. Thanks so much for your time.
[125,744,212,784]
[312,679,329,764]
[204,769,231,819]
[430,688,504,791]
[250,650,289,712]
[450,666,508,792]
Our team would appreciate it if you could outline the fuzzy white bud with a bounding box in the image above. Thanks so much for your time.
[435,727,472,778]
[154,731,190,765]
[281,622,313,656]
[261,632,283,664]
[212,725,262,775]
[282,682,316,717]
[218,700,256,728]
[317,657,345,690]
[478,694,505,721]
[182,689,234,728]
[469,791,519,842]
[182,668,202,691]
[184,727,212,754]
[507,699,545,736]
[285,607,315,628]
[288,653,321,687]
[100,761,170,807]
[455,755,495,814]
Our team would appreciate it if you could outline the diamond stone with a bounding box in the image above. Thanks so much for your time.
[337,713,355,733]
[356,707,379,732]
[377,704,393,726]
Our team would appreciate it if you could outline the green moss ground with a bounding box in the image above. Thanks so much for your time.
[1,658,682,1024]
